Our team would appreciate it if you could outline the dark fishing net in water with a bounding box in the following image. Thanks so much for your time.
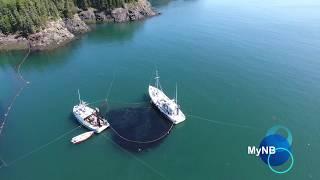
[106,105,173,152]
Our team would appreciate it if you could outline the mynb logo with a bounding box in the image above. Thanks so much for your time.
[248,146,276,156]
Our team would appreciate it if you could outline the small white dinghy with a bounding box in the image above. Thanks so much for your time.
[71,131,94,144]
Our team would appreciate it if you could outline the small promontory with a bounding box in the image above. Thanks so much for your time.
[0,0,158,51]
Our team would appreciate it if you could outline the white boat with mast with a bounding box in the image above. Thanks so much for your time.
[73,90,109,133]
[148,71,186,124]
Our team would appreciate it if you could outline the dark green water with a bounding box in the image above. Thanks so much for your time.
[1,0,320,179]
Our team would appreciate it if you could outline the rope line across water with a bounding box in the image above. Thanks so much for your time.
[0,44,31,135]
[101,134,168,179]
[108,122,174,144]
[105,72,116,102]
[16,44,31,84]
[98,73,175,144]
[0,125,81,170]
[0,157,7,169]
[187,114,257,130]
[87,72,115,106]
[88,100,148,106]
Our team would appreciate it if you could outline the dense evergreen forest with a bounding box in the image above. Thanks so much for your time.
[0,0,137,35]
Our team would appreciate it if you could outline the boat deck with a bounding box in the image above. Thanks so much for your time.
[149,85,186,124]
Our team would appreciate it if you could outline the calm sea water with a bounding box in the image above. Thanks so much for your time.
[1,0,320,179]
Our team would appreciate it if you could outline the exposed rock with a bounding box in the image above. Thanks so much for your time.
[95,11,114,23]
[28,19,74,51]
[78,0,158,24]
[111,0,157,22]
[79,8,97,23]
[0,34,29,51]
[0,0,158,51]
[127,9,144,21]
[111,8,130,23]
[126,0,157,19]
[64,14,90,34]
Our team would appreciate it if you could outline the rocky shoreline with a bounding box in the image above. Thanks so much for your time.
[0,0,158,51]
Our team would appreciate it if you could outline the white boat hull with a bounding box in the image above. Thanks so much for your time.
[73,103,109,133]
[73,113,109,133]
[71,131,94,144]
[149,85,186,124]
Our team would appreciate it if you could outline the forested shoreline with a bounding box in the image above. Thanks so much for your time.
[0,0,137,35]
[0,0,156,51]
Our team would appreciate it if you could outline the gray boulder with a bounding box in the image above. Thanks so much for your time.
[28,19,75,51]
[0,34,29,51]
[95,11,114,23]
[64,14,90,34]
[111,8,130,23]
[79,8,96,23]
[126,0,158,21]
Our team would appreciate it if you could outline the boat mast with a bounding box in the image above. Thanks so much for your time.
[176,83,179,114]
[95,108,102,127]
[175,83,178,104]
[78,89,81,103]
[155,70,160,89]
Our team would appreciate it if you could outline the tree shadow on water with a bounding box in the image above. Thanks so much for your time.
[106,105,172,153]
[88,21,145,44]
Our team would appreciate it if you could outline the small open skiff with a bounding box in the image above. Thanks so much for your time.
[71,131,94,144]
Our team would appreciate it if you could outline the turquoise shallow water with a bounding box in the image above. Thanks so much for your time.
[1,0,320,179]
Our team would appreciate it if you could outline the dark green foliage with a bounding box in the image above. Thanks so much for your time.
[0,0,61,35]
[62,0,75,18]
[76,0,89,10]
[86,0,138,10]
[0,6,13,33]
[0,0,138,35]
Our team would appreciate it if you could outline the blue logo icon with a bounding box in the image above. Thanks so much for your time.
[259,125,294,174]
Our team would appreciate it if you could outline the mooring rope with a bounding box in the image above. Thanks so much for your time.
[0,157,7,169]
[16,45,31,84]
[96,74,175,144]
[83,70,171,144]
[108,122,174,144]
[87,72,116,106]
[0,125,81,170]
[187,114,257,130]
[0,86,24,135]
[109,100,148,105]
[105,72,116,101]
[0,43,31,135]
[148,71,154,86]
[101,134,168,180]
[87,99,107,105]
[88,99,148,106]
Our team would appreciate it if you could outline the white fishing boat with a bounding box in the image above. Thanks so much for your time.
[148,71,186,124]
[73,90,109,133]
[71,131,94,144]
